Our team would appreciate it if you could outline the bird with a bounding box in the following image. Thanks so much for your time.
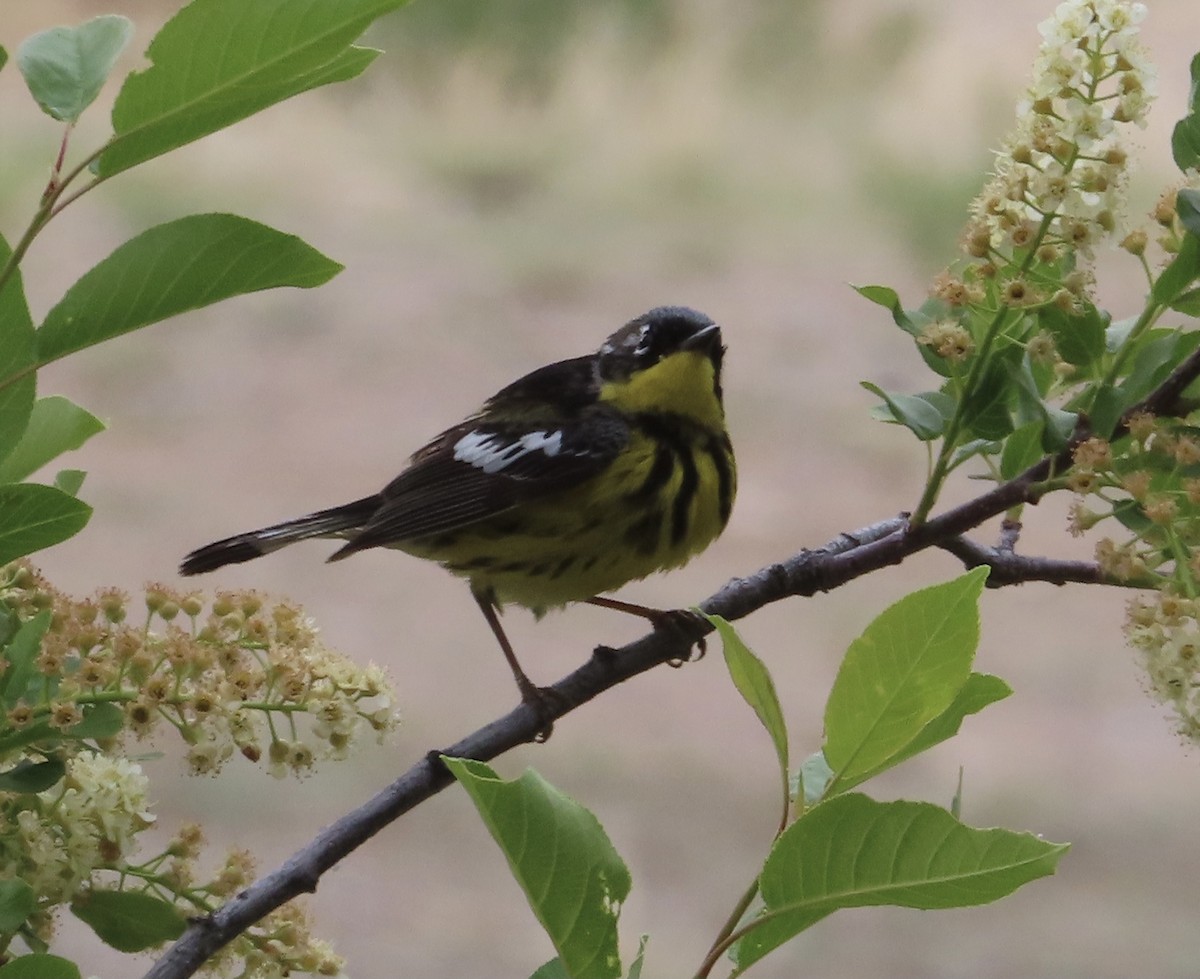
[180,305,735,717]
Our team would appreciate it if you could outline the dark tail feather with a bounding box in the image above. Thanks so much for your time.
[180,496,381,575]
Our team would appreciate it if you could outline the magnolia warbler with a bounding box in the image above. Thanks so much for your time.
[180,306,735,709]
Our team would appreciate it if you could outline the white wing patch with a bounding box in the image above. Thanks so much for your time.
[453,429,564,474]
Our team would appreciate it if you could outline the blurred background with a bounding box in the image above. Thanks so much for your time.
[4,1,1200,976]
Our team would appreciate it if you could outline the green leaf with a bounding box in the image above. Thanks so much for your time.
[861,382,945,440]
[0,234,37,471]
[1170,285,1200,316]
[0,609,52,706]
[1000,422,1044,480]
[1151,231,1200,306]
[823,569,987,792]
[1038,301,1106,367]
[0,484,91,564]
[54,470,86,496]
[0,397,104,484]
[0,758,66,794]
[446,757,630,979]
[98,0,405,177]
[0,955,81,979]
[834,673,1012,793]
[71,890,185,953]
[732,794,1068,974]
[65,702,123,741]
[16,16,133,123]
[36,214,342,367]
[709,615,789,802]
[530,959,571,979]
[854,284,918,333]
[0,46,8,75]
[1089,386,1129,441]
[1178,189,1200,239]
[1119,330,1200,405]
[960,360,1013,441]
[0,878,36,932]
[1172,52,1200,171]
[627,935,648,979]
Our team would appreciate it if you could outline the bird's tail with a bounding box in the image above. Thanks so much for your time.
[179,496,381,575]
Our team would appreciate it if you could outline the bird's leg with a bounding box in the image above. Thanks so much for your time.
[472,588,558,740]
[585,596,708,664]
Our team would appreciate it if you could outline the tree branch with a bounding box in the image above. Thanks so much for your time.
[144,340,1200,979]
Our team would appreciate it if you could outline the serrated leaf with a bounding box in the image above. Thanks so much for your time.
[98,0,405,176]
[709,615,788,803]
[0,233,37,471]
[0,609,52,707]
[731,794,1068,974]
[0,878,36,932]
[861,382,945,440]
[0,484,91,564]
[0,397,104,484]
[36,214,342,367]
[0,758,66,794]
[446,758,630,979]
[823,569,987,792]
[16,15,133,123]
[0,955,81,979]
[71,890,185,952]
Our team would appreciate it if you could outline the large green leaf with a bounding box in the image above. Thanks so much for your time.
[0,484,91,564]
[731,794,1069,973]
[0,233,37,470]
[446,757,630,979]
[0,397,104,484]
[16,15,133,122]
[36,214,342,366]
[97,0,410,176]
[0,955,81,979]
[71,890,185,952]
[710,615,789,805]
[823,569,987,792]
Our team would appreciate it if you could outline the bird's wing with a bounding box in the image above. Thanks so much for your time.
[330,369,627,557]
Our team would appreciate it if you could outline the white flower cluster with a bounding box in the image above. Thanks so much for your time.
[7,755,153,907]
[969,0,1156,257]
[1126,594,1200,745]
